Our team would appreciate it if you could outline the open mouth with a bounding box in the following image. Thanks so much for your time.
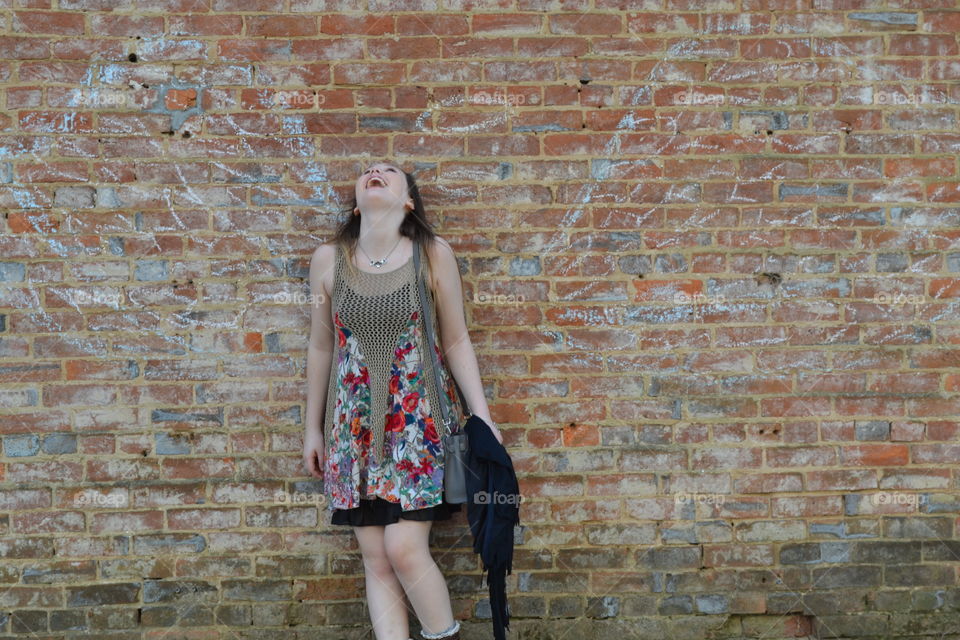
[367,176,386,189]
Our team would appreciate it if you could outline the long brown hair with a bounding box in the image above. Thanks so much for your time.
[332,165,438,284]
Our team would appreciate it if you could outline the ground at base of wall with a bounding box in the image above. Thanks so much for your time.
[2,614,958,640]
[495,613,960,640]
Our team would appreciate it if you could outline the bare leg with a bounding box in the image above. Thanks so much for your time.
[354,524,411,640]
[384,519,458,638]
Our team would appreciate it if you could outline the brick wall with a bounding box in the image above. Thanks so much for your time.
[1,1,960,639]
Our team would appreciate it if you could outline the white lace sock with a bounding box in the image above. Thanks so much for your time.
[420,619,460,639]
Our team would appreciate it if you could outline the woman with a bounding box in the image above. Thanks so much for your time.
[303,161,504,640]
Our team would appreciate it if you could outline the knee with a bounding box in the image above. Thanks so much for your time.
[361,551,394,578]
[385,540,430,575]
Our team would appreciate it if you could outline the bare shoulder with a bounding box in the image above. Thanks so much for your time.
[310,242,338,298]
[425,235,458,289]
[425,235,456,263]
[313,241,337,261]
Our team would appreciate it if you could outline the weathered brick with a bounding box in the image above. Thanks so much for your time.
[889,612,960,635]
[884,564,955,587]
[584,523,657,545]
[851,540,922,564]
[637,546,701,570]
[812,565,882,589]
[736,519,806,542]
[884,516,953,539]
[53,185,96,207]
[143,579,218,603]
[1,3,958,637]
[4,434,41,457]
[41,433,77,454]
[779,542,821,564]
[66,582,140,607]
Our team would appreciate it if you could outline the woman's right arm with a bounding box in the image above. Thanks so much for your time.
[304,242,336,478]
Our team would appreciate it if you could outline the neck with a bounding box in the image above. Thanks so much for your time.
[356,209,408,257]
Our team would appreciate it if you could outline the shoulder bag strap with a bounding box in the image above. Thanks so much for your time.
[413,239,470,434]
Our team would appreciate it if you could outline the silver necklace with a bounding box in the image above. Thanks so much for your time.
[357,236,404,268]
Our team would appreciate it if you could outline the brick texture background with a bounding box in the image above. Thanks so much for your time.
[2,1,960,639]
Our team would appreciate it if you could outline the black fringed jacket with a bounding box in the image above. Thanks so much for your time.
[463,413,521,640]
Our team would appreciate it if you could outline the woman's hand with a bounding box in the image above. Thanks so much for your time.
[475,415,504,445]
[304,430,325,478]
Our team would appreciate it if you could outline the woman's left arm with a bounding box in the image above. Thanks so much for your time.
[429,238,504,445]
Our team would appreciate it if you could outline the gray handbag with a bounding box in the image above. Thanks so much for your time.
[413,240,470,504]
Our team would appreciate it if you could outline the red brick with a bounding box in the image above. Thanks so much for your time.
[218,38,292,61]
[14,511,86,534]
[889,34,958,56]
[0,3,957,630]
[323,14,395,35]
[168,15,243,36]
[246,15,317,37]
[549,13,622,35]
[13,11,86,35]
[89,14,164,37]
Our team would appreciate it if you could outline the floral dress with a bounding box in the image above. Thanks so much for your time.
[322,243,465,516]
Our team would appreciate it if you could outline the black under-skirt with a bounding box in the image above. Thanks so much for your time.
[330,495,463,527]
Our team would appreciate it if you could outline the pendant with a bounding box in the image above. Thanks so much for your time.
[370,259,386,268]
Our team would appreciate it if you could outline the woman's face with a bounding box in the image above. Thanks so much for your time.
[355,163,409,213]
